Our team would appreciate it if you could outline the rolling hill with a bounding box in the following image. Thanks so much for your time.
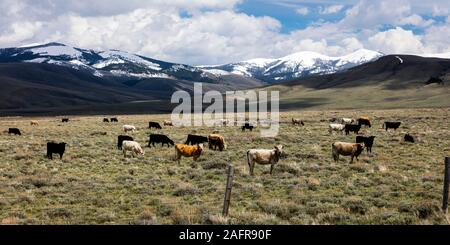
[262,55,450,110]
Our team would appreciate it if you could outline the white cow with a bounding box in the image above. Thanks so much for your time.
[329,123,345,134]
[340,118,356,124]
[246,145,283,176]
[123,125,136,133]
[122,140,144,158]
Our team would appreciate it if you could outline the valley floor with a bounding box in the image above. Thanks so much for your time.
[0,108,449,224]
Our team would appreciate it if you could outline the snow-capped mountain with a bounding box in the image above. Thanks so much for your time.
[199,49,384,83]
[0,42,214,82]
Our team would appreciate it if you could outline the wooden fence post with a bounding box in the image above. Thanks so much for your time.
[222,165,234,217]
[443,157,450,214]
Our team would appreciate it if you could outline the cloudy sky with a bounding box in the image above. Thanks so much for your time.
[0,0,449,65]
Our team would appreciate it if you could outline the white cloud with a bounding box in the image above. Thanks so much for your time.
[318,5,344,15]
[368,27,424,54]
[0,0,450,65]
[296,7,309,15]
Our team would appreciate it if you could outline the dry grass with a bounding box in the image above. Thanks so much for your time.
[0,108,449,224]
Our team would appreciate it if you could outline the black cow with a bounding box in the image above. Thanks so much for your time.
[356,136,376,153]
[241,123,254,131]
[404,134,415,143]
[8,128,21,136]
[357,118,371,128]
[110,118,119,123]
[62,118,69,123]
[117,135,134,149]
[47,142,66,160]
[148,134,174,147]
[103,118,110,123]
[383,121,401,131]
[149,122,162,129]
[185,134,208,145]
[345,124,361,135]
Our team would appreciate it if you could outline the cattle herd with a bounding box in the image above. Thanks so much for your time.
[4,115,416,176]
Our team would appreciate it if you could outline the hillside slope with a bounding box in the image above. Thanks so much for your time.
[264,55,450,110]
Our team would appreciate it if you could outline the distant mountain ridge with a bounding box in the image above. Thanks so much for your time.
[0,42,217,83]
[199,49,385,83]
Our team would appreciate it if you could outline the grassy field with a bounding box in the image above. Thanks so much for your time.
[0,108,449,224]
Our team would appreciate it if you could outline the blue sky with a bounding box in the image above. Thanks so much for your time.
[237,0,349,33]
[0,0,449,65]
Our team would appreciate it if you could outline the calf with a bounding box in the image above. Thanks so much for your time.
[208,134,226,151]
[356,136,376,153]
[185,134,208,145]
[148,134,174,148]
[163,120,173,126]
[117,135,134,150]
[174,143,204,164]
[8,128,21,136]
[332,142,365,163]
[241,123,254,131]
[404,134,415,143]
[329,123,345,134]
[292,118,304,126]
[122,141,145,158]
[110,118,119,123]
[345,124,361,135]
[103,118,110,123]
[247,145,283,176]
[62,118,69,123]
[357,117,371,128]
[47,142,66,160]
[383,121,401,131]
[123,125,136,133]
[149,122,162,129]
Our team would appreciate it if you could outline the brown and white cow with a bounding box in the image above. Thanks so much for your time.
[332,142,365,163]
[246,145,283,176]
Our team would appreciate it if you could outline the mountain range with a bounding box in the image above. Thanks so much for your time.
[199,49,384,83]
[0,42,449,115]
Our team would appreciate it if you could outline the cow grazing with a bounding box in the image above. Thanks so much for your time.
[383,122,401,131]
[163,120,173,126]
[117,135,134,150]
[356,136,376,153]
[185,134,208,145]
[404,134,415,143]
[208,134,226,151]
[110,118,119,123]
[8,128,21,135]
[103,118,109,123]
[149,122,162,129]
[174,143,204,164]
[246,145,283,176]
[292,118,304,126]
[241,123,254,131]
[329,123,345,134]
[148,134,174,148]
[341,118,356,124]
[122,141,145,158]
[345,124,361,135]
[47,142,66,160]
[30,120,39,126]
[62,118,69,123]
[357,117,371,128]
[123,125,136,133]
[332,142,365,163]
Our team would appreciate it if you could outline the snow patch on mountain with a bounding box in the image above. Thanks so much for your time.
[200,49,384,83]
